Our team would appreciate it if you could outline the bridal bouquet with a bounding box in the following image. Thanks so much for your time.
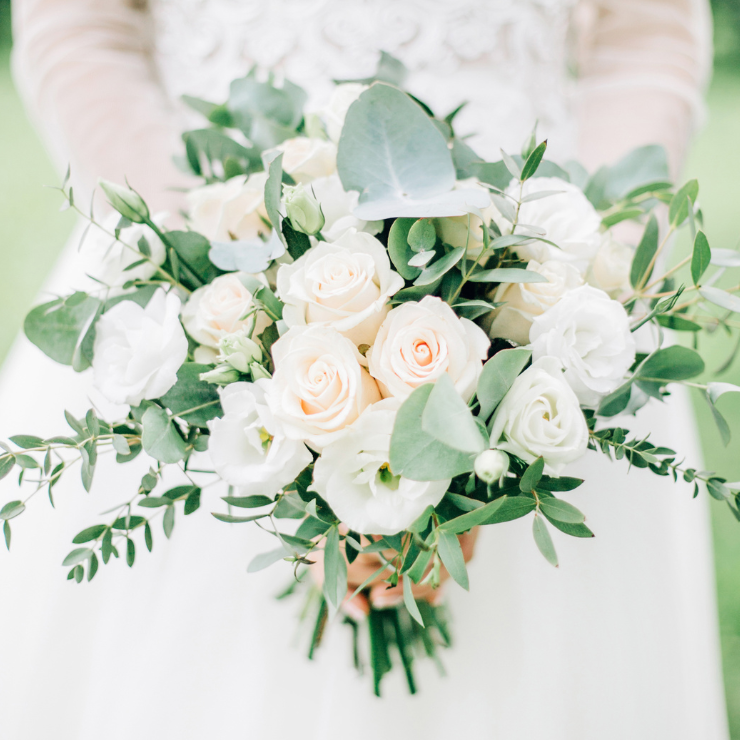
[3,56,739,695]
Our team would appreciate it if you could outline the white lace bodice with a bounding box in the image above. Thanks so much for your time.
[149,0,580,160]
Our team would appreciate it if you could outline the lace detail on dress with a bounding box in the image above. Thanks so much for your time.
[150,0,579,160]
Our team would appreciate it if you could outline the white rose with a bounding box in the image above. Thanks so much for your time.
[276,229,404,346]
[496,177,602,274]
[434,179,497,254]
[312,399,450,535]
[208,380,312,497]
[368,296,490,401]
[277,137,337,184]
[489,356,589,474]
[267,325,381,449]
[530,285,636,408]
[92,289,188,406]
[309,175,383,241]
[182,272,269,349]
[588,234,634,297]
[187,173,268,242]
[322,83,368,143]
[486,260,584,345]
[81,212,167,288]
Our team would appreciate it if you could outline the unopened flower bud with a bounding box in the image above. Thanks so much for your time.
[218,331,262,373]
[474,449,509,484]
[99,179,150,223]
[283,184,325,235]
[250,362,271,380]
[200,363,240,386]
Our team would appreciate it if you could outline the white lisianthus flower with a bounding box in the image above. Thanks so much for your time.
[208,380,312,497]
[187,173,268,242]
[312,400,450,535]
[182,273,269,349]
[485,260,583,345]
[310,175,383,241]
[218,331,263,373]
[496,177,602,274]
[267,325,381,449]
[322,83,368,143]
[474,449,509,484]
[434,179,497,254]
[283,183,325,235]
[92,290,188,406]
[588,234,634,297]
[367,296,490,401]
[277,229,404,346]
[530,285,636,408]
[489,356,589,474]
[276,137,337,184]
[81,212,167,289]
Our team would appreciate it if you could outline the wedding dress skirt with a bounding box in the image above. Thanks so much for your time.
[2,0,728,737]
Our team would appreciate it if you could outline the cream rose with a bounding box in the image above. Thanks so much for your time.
[92,289,188,406]
[187,173,268,242]
[276,229,404,346]
[367,296,490,401]
[267,325,381,449]
[322,83,368,143]
[310,175,383,241]
[489,356,589,474]
[530,285,636,408]
[277,137,337,184]
[588,235,634,297]
[208,380,312,498]
[496,177,602,274]
[182,273,269,349]
[312,400,450,535]
[485,260,584,345]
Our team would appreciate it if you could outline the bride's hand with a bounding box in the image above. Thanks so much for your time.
[311,528,478,619]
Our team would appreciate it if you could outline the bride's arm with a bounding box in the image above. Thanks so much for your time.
[12,0,197,215]
[575,0,713,175]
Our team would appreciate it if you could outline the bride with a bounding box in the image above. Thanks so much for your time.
[0,1,728,738]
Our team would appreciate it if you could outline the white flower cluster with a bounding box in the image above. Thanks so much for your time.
[88,85,642,535]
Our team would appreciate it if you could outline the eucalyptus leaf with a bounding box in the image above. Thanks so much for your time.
[637,346,704,382]
[629,214,659,289]
[532,515,558,567]
[699,286,740,314]
[141,406,186,464]
[247,547,288,573]
[402,574,425,626]
[477,348,532,420]
[538,498,585,524]
[387,218,422,280]
[323,526,348,611]
[160,363,222,427]
[413,247,464,286]
[437,530,469,590]
[690,231,711,285]
[468,268,548,284]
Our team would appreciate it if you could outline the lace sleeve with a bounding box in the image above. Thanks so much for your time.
[11,0,197,215]
[574,0,713,175]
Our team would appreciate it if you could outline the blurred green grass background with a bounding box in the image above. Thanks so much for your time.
[1,0,740,732]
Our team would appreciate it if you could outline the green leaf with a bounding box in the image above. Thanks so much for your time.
[159,363,222,427]
[337,83,456,218]
[708,382,740,405]
[537,476,584,492]
[112,515,146,530]
[477,348,532,420]
[437,530,469,590]
[520,140,547,181]
[402,574,425,627]
[520,457,544,492]
[141,406,187,464]
[388,218,422,280]
[9,435,44,449]
[163,505,175,539]
[254,285,284,322]
[691,231,711,286]
[87,552,99,581]
[629,214,659,289]
[408,219,436,252]
[262,149,284,237]
[72,525,107,544]
[112,434,130,455]
[0,456,14,481]
[602,145,670,203]
[438,496,505,534]
[24,294,102,369]
[669,179,699,226]
[500,149,521,180]
[468,268,548,284]
[705,392,731,446]
[452,299,501,320]
[421,373,487,453]
[182,128,260,178]
[413,247,464,286]
[167,230,222,283]
[637,346,705,382]
[221,494,273,508]
[390,384,476,481]
[126,537,135,567]
[481,495,536,524]
[247,547,288,573]
[699,286,740,314]
[211,512,269,524]
[545,518,594,538]
[596,380,633,417]
[0,500,25,521]
[3,521,9,550]
[144,522,153,552]
[323,526,348,611]
[538,497,585,524]
[184,489,201,515]
[62,547,93,567]
[532,515,558,567]
[101,529,113,564]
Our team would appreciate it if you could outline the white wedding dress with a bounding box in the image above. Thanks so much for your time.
[0,1,729,738]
